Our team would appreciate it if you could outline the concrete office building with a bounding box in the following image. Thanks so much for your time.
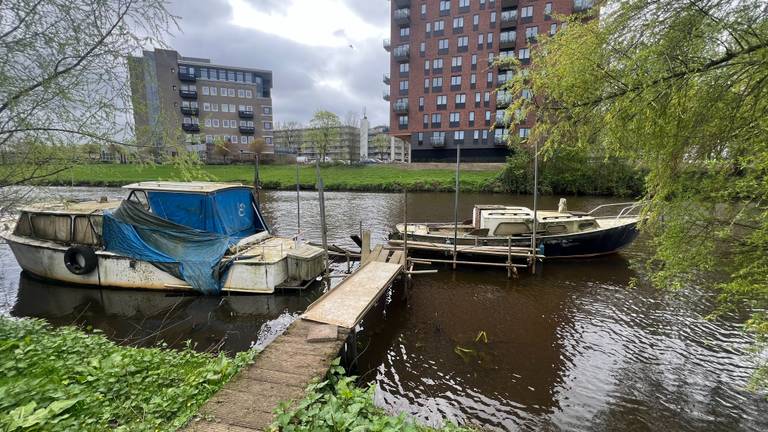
[273,126,362,162]
[384,0,593,162]
[128,48,274,162]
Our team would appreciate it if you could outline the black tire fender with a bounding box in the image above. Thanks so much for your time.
[63,245,98,275]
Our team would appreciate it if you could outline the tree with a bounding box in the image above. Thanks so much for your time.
[306,111,341,162]
[213,137,236,163]
[502,0,768,385]
[371,133,390,160]
[278,121,303,155]
[0,0,175,207]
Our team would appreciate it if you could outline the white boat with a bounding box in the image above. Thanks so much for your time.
[0,182,325,294]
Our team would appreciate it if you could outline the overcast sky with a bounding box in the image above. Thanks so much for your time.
[165,0,391,127]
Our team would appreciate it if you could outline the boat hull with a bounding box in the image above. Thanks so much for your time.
[390,219,640,259]
[5,234,291,294]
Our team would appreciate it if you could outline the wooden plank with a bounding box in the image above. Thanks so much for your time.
[366,245,383,264]
[361,230,371,263]
[389,250,403,265]
[375,248,391,262]
[302,261,402,328]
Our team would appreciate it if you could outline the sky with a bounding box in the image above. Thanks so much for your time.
[164,0,391,127]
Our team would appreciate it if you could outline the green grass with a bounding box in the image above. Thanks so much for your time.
[37,163,504,193]
[0,317,256,432]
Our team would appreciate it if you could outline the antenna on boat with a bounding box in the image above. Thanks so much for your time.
[296,151,301,237]
[315,160,329,275]
[453,143,460,270]
[530,138,539,275]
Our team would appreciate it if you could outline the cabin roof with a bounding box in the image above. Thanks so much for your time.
[122,181,252,193]
[20,200,120,215]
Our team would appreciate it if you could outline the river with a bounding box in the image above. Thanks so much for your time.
[1,187,766,431]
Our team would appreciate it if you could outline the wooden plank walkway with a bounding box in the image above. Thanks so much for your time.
[184,248,406,431]
[184,319,349,432]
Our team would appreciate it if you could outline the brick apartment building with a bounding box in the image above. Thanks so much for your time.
[384,0,594,162]
[128,49,274,162]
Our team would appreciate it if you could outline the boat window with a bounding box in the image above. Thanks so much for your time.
[13,212,33,236]
[73,216,101,245]
[127,190,150,210]
[578,221,597,230]
[493,222,529,236]
[30,214,71,243]
[545,224,568,234]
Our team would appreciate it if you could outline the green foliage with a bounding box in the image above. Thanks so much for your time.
[270,359,471,432]
[306,111,342,162]
[0,317,256,431]
[498,148,645,196]
[501,0,768,384]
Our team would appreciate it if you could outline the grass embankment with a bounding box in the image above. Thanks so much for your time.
[0,317,255,431]
[38,164,503,192]
[271,359,471,432]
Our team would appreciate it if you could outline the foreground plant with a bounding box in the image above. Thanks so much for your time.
[271,359,471,432]
[0,317,255,431]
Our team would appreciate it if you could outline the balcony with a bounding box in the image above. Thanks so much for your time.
[179,89,197,99]
[495,112,512,126]
[239,126,255,134]
[501,10,518,28]
[180,106,199,116]
[494,134,510,146]
[182,123,200,133]
[500,32,517,49]
[238,110,254,119]
[393,45,410,62]
[383,38,391,51]
[573,0,595,12]
[383,73,390,85]
[496,93,513,107]
[383,90,390,101]
[393,8,410,23]
[502,0,519,7]
[394,0,411,7]
[393,99,409,113]
[178,71,196,82]
[430,136,446,147]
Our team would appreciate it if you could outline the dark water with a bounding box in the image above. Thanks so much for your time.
[1,188,766,431]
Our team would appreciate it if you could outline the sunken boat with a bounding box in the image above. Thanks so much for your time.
[388,202,641,261]
[1,182,325,294]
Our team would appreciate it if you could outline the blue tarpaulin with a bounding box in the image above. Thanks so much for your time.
[102,187,266,295]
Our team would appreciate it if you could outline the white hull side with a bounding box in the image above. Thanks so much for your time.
[6,235,286,294]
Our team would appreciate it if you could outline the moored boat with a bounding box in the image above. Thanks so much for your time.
[388,202,641,261]
[0,182,325,294]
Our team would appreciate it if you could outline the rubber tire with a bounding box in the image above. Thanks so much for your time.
[64,245,98,275]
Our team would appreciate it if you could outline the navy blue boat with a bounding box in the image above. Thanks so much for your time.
[388,203,641,260]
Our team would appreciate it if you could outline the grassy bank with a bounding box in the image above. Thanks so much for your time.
[37,163,504,193]
[0,317,255,431]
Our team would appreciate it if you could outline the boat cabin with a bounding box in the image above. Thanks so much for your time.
[472,205,598,237]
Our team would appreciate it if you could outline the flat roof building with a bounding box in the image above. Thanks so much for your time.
[384,0,593,162]
[128,49,274,162]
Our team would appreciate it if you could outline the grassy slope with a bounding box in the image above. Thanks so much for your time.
[40,164,502,192]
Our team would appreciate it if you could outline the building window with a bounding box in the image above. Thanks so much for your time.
[478,33,484,46]
[454,130,465,142]
[433,58,444,71]
[399,115,409,126]
[400,26,410,37]
[423,114,429,127]
[487,72,494,84]
[519,127,530,138]
[223,119,230,128]
[228,88,235,97]
[424,78,430,90]
[434,20,445,32]
[457,36,468,50]
[426,22,431,34]
[263,106,272,115]
[451,56,462,70]
[222,104,229,113]
[455,93,466,105]
[449,112,461,127]
[521,6,533,18]
[203,103,211,111]
[420,41,426,54]
[264,122,273,130]
[459,0,470,8]
[212,103,219,112]
[438,38,449,53]
[205,119,212,127]
[400,63,410,73]
[468,111,475,122]
[417,132,424,145]
[439,0,451,14]
[471,54,477,67]
[550,23,557,35]
[238,89,245,98]
[475,92,481,104]
[490,11,496,24]
[431,113,442,127]
[450,75,462,89]
[400,80,409,90]
[484,91,490,103]
[526,26,539,41]
[519,48,530,59]
[544,2,552,16]
[421,3,427,16]
[432,76,443,90]
[419,96,425,110]
[436,95,447,108]
[245,89,253,98]
[473,14,479,27]
[211,87,218,96]
[470,73,477,85]
[212,119,220,128]
[453,17,463,30]
[220,87,227,96]
[202,86,210,96]
[522,88,532,100]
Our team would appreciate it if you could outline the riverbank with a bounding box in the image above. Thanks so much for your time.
[0,317,255,431]
[34,164,505,193]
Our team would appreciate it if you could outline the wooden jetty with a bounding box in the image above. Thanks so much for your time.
[184,245,406,431]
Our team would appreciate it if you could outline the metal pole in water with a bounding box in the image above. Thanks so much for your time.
[531,139,539,275]
[403,188,408,263]
[296,154,301,234]
[453,143,460,270]
[315,160,329,274]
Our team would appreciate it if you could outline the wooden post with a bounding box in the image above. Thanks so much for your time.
[452,143,460,270]
[315,160,328,274]
[507,237,512,279]
[296,154,301,234]
[531,138,539,275]
[361,230,371,264]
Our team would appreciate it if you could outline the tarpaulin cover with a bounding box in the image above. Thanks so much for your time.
[102,191,261,294]
[147,188,263,240]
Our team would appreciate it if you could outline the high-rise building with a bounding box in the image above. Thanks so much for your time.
[128,49,274,162]
[384,0,591,162]
[273,125,362,162]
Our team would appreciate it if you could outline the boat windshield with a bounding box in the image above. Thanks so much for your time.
[143,188,266,239]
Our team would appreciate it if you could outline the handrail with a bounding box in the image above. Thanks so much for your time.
[587,202,638,215]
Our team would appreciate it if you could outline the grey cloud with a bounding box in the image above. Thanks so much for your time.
[164,0,389,127]
[341,0,390,27]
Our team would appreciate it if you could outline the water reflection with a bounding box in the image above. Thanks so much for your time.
[11,272,322,352]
